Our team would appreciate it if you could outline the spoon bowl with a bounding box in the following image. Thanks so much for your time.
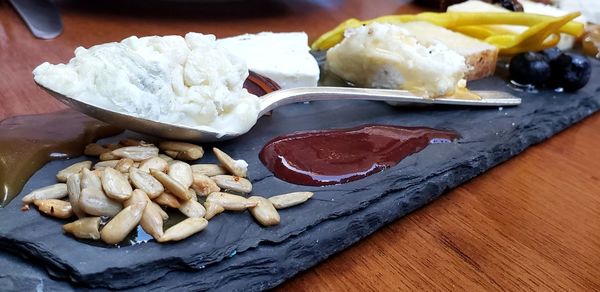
[39,84,521,142]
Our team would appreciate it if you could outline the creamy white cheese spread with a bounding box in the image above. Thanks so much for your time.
[326,23,467,98]
[33,33,260,136]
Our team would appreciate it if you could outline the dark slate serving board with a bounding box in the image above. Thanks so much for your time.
[0,60,599,291]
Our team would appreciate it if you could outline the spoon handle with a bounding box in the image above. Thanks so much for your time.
[258,87,521,116]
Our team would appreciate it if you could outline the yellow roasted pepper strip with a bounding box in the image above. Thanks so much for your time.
[485,12,579,54]
[518,33,561,52]
[311,18,362,53]
[311,12,584,51]
[454,25,561,54]
[452,25,514,39]
[401,12,583,35]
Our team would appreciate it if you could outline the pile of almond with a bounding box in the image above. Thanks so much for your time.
[22,139,312,245]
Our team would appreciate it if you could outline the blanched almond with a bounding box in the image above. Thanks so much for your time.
[81,168,102,190]
[128,189,168,220]
[100,201,146,245]
[66,173,85,218]
[248,196,280,226]
[211,175,252,194]
[124,189,164,239]
[139,157,169,173]
[125,190,166,217]
[158,154,174,162]
[123,189,146,206]
[56,161,92,182]
[203,201,225,220]
[154,202,169,220]
[63,217,101,240]
[191,173,220,196]
[188,188,198,201]
[206,192,257,211]
[99,151,120,161]
[93,160,119,170]
[111,146,159,161]
[268,192,314,209]
[159,141,204,161]
[22,183,68,204]
[164,150,179,159]
[33,199,73,219]
[213,147,247,177]
[129,168,164,199]
[151,169,190,201]
[153,192,181,208]
[179,198,206,218]
[168,161,193,188]
[157,217,208,243]
[191,164,227,177]
[115,158,134,173]
[101,167,132,201]
[79,187,122,217]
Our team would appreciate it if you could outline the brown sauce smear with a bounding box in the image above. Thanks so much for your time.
[0,110,122,206]
[259,125,458,186]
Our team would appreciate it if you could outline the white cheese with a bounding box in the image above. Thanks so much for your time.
[559,0,600,24]
[326,23,467,98]
[33,33,260,136]
[449,0,585,23]
[448,0,513,13]
[521,0,586,23]
[217,32,319,89]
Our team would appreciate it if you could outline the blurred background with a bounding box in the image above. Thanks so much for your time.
[6,0,412,40]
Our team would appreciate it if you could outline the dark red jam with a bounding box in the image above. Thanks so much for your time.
[259,125,458,186]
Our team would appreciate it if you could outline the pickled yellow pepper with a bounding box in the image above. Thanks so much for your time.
[311,12,585,55]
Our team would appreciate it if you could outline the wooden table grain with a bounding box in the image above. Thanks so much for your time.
[1,0,599,290]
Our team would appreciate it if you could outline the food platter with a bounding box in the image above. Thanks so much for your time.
[1,60,599,289]
[2,0,600,290]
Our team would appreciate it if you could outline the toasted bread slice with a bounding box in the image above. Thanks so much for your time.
[398,21,499,80]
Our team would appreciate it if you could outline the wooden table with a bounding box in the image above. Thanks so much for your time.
[2,0,599,290]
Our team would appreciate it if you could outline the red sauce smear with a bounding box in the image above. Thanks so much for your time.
[244,71,280,96]
[259,125,459,186]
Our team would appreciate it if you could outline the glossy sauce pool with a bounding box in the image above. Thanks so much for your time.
[259,125,458,186]
[0,110,122,206]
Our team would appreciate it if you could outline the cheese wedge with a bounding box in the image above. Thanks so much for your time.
[326,22,468,98]
[398,21,498,80]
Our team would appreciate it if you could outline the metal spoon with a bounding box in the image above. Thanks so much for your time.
[38,84,520,142]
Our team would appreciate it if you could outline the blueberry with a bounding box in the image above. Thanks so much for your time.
[550,52,591,91]
[492,0,524,11]
[539,47,562,63]
[509,52,551,86]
